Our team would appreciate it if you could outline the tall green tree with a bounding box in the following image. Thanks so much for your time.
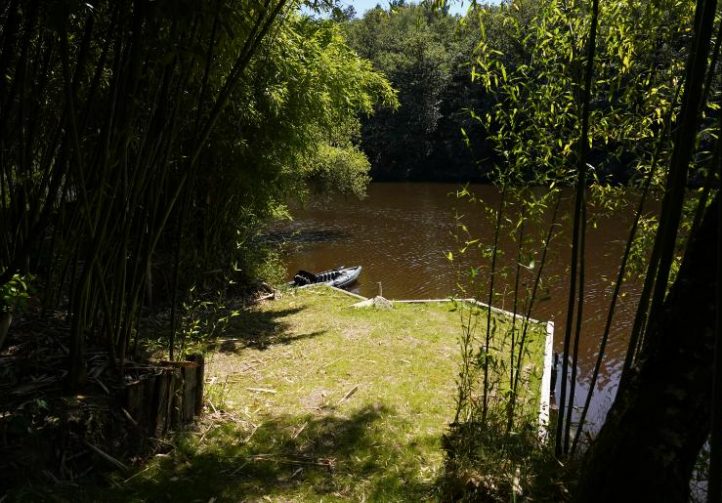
[191,15,397,285]
[346,3,484,180]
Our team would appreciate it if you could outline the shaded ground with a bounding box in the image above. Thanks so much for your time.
[21,287,545,502]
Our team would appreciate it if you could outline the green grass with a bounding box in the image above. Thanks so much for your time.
[61,286,546,502]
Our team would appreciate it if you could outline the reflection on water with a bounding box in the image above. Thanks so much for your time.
[277,182,645,432]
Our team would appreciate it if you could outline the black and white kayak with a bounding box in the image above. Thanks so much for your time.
[290,265,362,289]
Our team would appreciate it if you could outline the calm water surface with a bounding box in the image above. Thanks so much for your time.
[277,182,643,431]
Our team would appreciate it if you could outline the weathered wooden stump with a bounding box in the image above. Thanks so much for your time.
[123,356,204,437]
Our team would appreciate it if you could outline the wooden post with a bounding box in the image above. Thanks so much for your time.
[181,362,198,422]
[124,379,145,430]
[187,353,205,416]
[152,370,172,437]
[169,366,183,429]
[124,373,159,435]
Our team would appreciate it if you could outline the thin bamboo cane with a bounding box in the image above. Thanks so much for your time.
[556,0,599,458]
[708,126,722,503]
[570,92,678,453]
[511,192,561,407]
[564,187,587,454]
[506,202,525,434]
[706,15,722,498]
[482,185,506,425]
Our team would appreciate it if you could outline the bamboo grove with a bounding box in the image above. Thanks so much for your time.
[449,0,722,499]
[0,0,395,390]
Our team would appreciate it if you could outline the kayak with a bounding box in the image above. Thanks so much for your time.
[290,265,362,289]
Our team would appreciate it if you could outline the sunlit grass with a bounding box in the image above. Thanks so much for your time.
[69,286,546,502]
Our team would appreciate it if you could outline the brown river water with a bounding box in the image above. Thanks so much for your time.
[276,182,645,433]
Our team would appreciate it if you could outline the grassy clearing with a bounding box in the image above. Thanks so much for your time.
[68,286,546,502]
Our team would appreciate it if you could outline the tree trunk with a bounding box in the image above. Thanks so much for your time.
[575,195,719,502]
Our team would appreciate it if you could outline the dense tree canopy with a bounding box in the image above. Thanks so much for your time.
[345,3,487,180]
[192,14,397,282]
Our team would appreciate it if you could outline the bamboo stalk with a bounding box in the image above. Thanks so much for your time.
[511,192,561,405]
[573,81,682,454]
[506,201,525,434]
[482,185,506,425]
[709,140,722,503]
[707,19,722,497]
[564,186,586,453]
[556,0,599,458]
[641,0,718,358]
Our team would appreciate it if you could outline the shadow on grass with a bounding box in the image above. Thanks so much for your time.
[91,404,441,502]
[217,306,325,352]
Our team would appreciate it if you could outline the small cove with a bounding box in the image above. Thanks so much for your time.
[278,182,645,433]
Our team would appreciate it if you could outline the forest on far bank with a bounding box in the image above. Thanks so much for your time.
[342,2,486,181]
[335,0,690,185]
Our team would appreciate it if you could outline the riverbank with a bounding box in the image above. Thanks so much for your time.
[32,286,548,502]
[280,182,642,432]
